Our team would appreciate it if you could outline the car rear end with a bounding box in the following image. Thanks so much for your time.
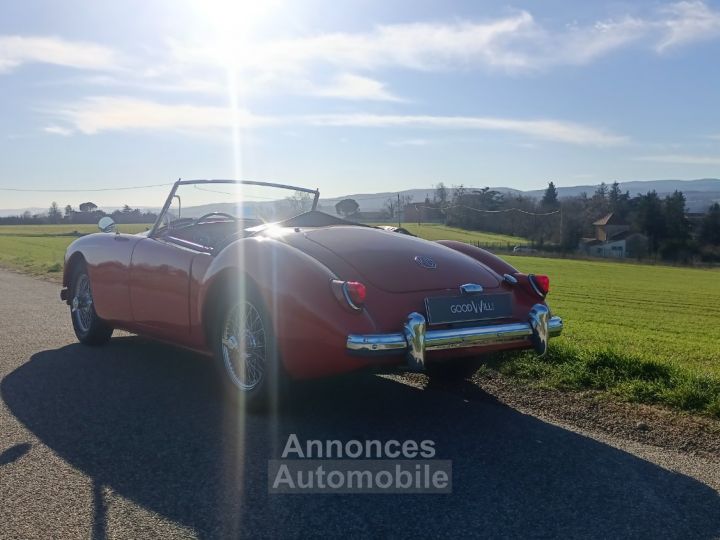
[291,226,563,372]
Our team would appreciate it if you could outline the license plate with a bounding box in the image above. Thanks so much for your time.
[424,293,512,325]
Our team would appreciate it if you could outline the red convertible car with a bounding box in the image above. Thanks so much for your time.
[61,179,562,407]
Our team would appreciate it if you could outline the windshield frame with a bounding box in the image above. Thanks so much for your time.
[149,179,320,238]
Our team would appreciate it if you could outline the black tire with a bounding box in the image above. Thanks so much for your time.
[212,283,284,412]
[69,262,113,346]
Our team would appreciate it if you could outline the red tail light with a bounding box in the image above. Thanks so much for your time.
[331,280,366,311]
[345,281,366,304]
[529,274,550,297]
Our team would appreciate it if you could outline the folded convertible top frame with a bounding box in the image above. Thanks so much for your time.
[150,179,321,237]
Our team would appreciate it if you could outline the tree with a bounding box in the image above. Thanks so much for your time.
[636,191,665,253]
[608,182,630,219]
[434,182,448,206]
[541,181,558,208]
[663,191,690,243]
[470,188,501,210]
[48,202,62,224]
[589,182,610,219]
[558,197,586,251]
[64,205,73,221]
[399,194,414,208]
[659,191,691,260]
[384,197,397,219]
[700,202,720,245]
[335,198,359,218]
[594,182,608,199]
[287,191,313,213]
[79,202,98,213]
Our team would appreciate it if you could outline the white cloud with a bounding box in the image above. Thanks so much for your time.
[635,153,720,164]
[170,13,535,76]
[540,17,649,66]
[656,1,720,50]
[312,73,403,102]
[8,2,720,105]
[43,125,73,136]
[170,2,720,78]
[0,35,121,73]
[304,114,625,146]
[49,96,272,135]
[46,96,625,146]
[264,14,535,72]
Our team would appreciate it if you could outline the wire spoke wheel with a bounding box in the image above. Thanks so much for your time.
[72,273,94,334]
[221,300,267,392]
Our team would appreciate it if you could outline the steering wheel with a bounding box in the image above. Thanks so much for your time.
[195,212,237,224]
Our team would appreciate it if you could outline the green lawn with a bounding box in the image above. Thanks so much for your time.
[0,224,149,277]
[494,255,720,417]
[373,223,526,245]
[0,223,149,236]
[504,255,720,376]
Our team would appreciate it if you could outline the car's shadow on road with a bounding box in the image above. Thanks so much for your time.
[3,337,720,539]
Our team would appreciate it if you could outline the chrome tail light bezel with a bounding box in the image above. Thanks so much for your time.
[528,274,549,298]
[330,279,365,312]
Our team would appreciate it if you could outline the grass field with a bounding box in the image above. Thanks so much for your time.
[496,255,720,416]
[372,223,526,245]
[0,224,149,276]
[1,222,718,415]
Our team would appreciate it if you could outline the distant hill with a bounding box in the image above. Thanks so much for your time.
[319,179,720,213]
[523,178,720,199]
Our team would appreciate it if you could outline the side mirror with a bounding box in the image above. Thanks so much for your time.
[98,216,116,233]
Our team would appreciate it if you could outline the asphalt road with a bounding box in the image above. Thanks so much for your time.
[1,269,719,539]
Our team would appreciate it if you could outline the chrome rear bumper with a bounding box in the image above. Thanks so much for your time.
[346,304,563,371]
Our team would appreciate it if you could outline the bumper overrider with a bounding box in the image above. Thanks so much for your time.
[346,304,563,371]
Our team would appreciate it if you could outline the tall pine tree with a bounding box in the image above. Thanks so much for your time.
[541,181,559,208]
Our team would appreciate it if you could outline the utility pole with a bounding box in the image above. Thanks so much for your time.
[397,193,401,229]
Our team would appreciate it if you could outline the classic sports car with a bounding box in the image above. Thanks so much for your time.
[61,179,562,408]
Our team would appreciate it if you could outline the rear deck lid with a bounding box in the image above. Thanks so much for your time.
[304,226,501,293]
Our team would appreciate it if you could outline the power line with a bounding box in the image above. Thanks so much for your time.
[457,204,560,216]
[410,203,560,217]
[0,182,175,193]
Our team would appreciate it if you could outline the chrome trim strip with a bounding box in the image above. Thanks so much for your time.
[346,333,408,353]
[347,312,563,358]
[528,274,546,298]
[341,282,363,312]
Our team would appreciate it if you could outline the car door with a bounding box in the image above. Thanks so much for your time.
[129,236,200,342]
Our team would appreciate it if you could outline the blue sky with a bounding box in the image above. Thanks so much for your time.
[1,0,720,209]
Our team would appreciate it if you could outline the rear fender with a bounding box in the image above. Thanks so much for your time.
[436,240,548,309]
[199,237,377,378]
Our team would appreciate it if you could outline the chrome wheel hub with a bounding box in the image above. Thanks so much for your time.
[221,301,266,392]
[72,274,94,333]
